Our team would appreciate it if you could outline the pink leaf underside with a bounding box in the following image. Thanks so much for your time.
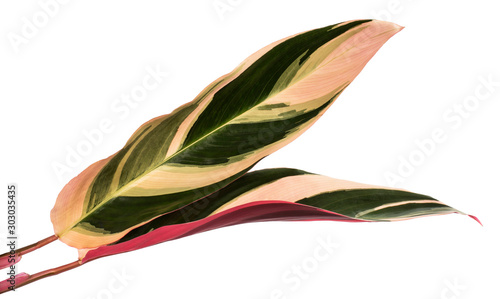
[82,200,366,263]
[0,255,21,271]
[0,272,30,291]
[468,215,482,226]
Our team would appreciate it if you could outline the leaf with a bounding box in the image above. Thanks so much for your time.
[80,168,473,263]
[51,19,403,249]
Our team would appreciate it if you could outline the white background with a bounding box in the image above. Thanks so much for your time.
[1,1,499,298]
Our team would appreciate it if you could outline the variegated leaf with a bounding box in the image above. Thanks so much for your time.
[80,168,474,262]
[52,19,403,249]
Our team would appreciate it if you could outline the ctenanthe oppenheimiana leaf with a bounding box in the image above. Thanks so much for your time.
[51,19,403,249]
[80,167,474,262]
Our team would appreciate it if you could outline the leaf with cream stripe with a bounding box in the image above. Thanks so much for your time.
[80,167,473,262]
[51,19,403,249]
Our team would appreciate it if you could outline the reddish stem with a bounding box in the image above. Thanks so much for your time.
[0,260,81,294]
[1,235,57,258]
[0,235,57,270]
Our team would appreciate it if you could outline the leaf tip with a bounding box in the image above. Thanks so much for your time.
[468,214,482,226]
[370,19,404,33]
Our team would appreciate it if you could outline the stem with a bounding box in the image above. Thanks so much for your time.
[0,260,82,294]
[0,235,57,260]
[21,261,82,289]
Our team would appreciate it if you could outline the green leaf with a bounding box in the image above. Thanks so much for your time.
[51,20,403,249]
